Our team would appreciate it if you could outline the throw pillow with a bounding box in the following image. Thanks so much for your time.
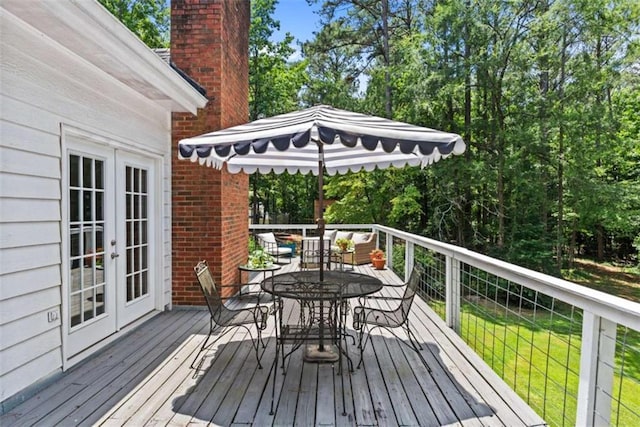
[352,232,371,244]
[323,229,338,244]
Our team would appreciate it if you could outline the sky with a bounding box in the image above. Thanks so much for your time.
[271,0,322,45]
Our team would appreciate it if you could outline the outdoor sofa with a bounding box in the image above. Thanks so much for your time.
[323,230,377,265]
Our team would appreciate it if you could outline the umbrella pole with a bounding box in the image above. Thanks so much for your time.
[318,144,325,352]
[318,146,325,282]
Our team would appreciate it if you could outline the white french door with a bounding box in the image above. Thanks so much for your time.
[65,138,156,359]
[115,152,155,326]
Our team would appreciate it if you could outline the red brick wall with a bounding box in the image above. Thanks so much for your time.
[171,0,250,304]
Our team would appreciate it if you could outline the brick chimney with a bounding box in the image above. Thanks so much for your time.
[171,0,250,304]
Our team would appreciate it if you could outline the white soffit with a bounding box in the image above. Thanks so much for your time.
[1,0,207,114]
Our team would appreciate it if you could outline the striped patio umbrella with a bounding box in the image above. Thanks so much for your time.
[178,105,465,278]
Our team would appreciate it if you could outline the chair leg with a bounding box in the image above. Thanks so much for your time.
[405,321,423,351]
[356,324,373,369]
[399,323,431,373]
[190,319,223,370]
[338,332,347,416]
[252,329,263,370]
[270,329,279,415]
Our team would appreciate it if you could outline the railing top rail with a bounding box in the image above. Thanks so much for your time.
[371,224,640,330]
[249,224,376,231]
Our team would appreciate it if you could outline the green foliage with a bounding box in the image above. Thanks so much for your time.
[98,0,169,47]
[335,237,354,250]
[248,0,313,223]
[297,0,640,274]
[249,0,307,120]
[247,248,275,269]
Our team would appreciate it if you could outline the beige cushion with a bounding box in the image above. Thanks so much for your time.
[352,232,371,244]
[335,231,353,241]
[323,229,337,244]
[257,232,277,244]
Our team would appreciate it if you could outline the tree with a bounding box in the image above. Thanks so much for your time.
[249,0,307,120]
[248,0,311,224]
[99,0,169,48]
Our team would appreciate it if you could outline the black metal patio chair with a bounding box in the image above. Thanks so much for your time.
[191,260,270,370]
[352,264,430,371]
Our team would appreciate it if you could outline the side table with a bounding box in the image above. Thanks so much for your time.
[238,264,282,296]
[332,249,355,271]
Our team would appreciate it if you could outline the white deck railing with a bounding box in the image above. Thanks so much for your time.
[250,223,640,426]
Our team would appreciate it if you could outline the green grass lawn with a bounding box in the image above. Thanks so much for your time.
[458,302,640,426]
[425,260,640,426]
[563,258,640,303]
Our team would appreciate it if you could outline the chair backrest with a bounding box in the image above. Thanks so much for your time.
[256,232,277,246]
[300,237,331,268]
[194,260,224,320]
[399,264,423,320]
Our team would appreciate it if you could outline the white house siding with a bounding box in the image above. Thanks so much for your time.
[0,4,204,407]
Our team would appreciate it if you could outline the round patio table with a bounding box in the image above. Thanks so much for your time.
[261,270,383,362]
[261,270,381,300]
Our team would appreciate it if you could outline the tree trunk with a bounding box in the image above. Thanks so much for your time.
[497,150,505,248]
[597,223,605,261]
[556,30,567,270]
[382,0,392,118]
[462,0,472,247]
[569,219,577,268]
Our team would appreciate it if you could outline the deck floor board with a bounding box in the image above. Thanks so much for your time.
[1,260,546,427]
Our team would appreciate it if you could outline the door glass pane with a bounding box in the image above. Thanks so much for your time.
[68,153,107,329]
[126,166,132,193]
[83,290,94,322]
[141,220,148,244]
[70,190,80,222]
[133,169,140,192]
[83,263,94,287]
[70,294,81,327]
[83,191,92,221]
[141,271,148,295]
[127,248,133,275]
[96,222,105,257]
[134,194,140,219]
[96,192,104,221]
[70,155,80,187]
[141,195,147,217]
[96,285,105,316]
[95,161,104,189]
[135,273,141,298]
[125,166,149,303]
[126,275,133,301]
[141,170,147,192]
[82,157,92,188]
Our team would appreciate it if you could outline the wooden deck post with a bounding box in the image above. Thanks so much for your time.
[405,241,415,282]
[385,233,393,270]
[445,256,461,332]
[576,311,616,426]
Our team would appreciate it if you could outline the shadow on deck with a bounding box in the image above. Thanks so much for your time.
[1,261,546,426]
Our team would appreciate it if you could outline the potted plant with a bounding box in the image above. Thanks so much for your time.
[369,249,386,270]
[247,248,274,269]
[335,237,353,252]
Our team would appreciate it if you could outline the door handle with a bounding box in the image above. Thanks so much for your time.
[111,253,120,259]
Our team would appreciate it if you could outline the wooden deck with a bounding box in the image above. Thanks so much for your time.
[1,261,546,427]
